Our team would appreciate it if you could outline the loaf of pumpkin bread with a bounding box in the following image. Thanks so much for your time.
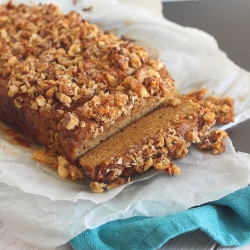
[0,3,234,192]
[0,2,175,163]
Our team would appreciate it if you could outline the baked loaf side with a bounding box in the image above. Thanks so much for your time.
[79,96,217,192]
[0,3,176,162]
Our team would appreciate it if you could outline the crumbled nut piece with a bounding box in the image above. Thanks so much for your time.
[0,28,8,39]
[196,94,234,124]
[7,56,17,66]
[106,178,125,190]
[199,137,213,150]
[203,112,215,122]
[114,93,128,107]
[151,60,164,71]
[166,162,181,175]
[31,101,39,110]
[56,92,71,106]
[130,80,150,98]
[199,129,228,154]
[107,182,120,190]
[65,113,79,130]
[20,84,28,93]
[168,98,181,107]
[90,182,107,193]
[156,135,165,148]
[130,52,142,68]
[209,129,228,142]
[221,104,229,114]
[212,140,226,155]
[69,165,84,180]
[80,121,86,128]
[185,131,201,143]
[117,157,123,165]
[175,141,188,157]
[202,125,210,131]
[68,43,81,56]
[14,97,23,108]
[36,95,47,107]
[153,156,170,170]
[187,88,208,101]
[105,73,118,87]
[125,162,132,168]
[81,91,132,126]
[57,156,70,178]
[144,157,153,171]
[8,85,19,97]
[136,68,160,83]
[109,168,123,180]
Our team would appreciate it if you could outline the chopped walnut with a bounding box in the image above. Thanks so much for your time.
[168,98,181,107]
[209,129,228,142]
[130,79,150,98]
[130,52,142,68]
[203,112,215,123]
[68,43,81,56]
[69,165,84,180]
[14,97,23,108]
[186,88,208,101]
[8,85,19,97]
[153,156,170,170]
[198,96,234,124]
[107,178,125,190]
[65,113,79,130]
[166,162,181,175]
[57,156,70,178]
[90,182,107,193]
[31,101,39,110]
[135,68,160,83]
[185,131,201,143]
[104,72,118,87]
[144,157,153,171]
[36,95,47,107]
[212,140,226,155]
[198,129,228,154]
[56,92,72,106]
[199,137,213,150]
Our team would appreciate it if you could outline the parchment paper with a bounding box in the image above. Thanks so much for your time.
[0,0,250,249]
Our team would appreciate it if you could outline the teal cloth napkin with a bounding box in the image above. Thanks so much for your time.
[70,186,250,250]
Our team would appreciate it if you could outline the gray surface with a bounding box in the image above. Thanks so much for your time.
[162,0,250,154]
[162,0,250,72]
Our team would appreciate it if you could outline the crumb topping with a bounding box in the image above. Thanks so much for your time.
[0,2,174,119]
[199,129,228,154]
[0,2,175,145]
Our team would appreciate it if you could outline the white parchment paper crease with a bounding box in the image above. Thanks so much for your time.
[0,0,250,249]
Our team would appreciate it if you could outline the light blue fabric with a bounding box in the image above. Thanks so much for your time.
[70,186,250,250]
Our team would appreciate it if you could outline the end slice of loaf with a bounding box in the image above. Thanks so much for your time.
[79,96,217,192]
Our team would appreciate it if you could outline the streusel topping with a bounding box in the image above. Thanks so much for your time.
[0,2,175,123]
